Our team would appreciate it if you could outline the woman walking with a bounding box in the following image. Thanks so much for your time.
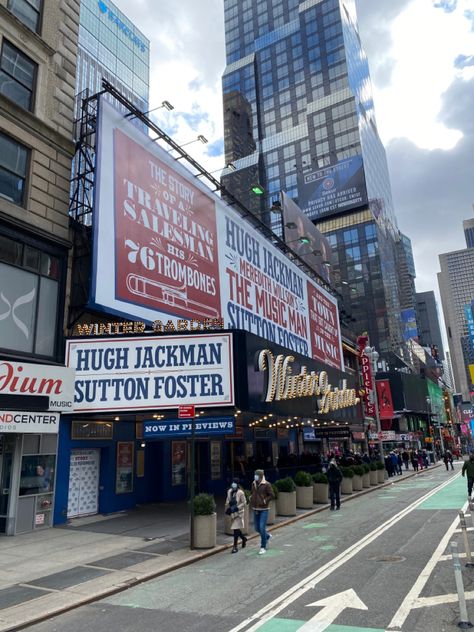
[225,478,247,554]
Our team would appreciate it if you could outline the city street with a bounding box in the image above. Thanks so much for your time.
[27,463,472,632]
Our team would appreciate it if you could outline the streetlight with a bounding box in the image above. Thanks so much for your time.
[426,396,445,456]
[165,134,208,150]
[364,345,384,459]
[125,100,174,120]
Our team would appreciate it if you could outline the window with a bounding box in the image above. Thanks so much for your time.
[8,0,42,33]
[0,40,37,111]
[0,233,62,357]
[0,133,28,205]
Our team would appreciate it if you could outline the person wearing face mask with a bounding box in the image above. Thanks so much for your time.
[225,478,247,553]
[250,469,274,555]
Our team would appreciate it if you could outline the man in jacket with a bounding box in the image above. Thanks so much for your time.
[462,455,474,498]
[250,469,274,555]
[327,460,343,510]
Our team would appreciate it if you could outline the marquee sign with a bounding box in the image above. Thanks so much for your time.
[143,416,235,438]
[65,333,234,412]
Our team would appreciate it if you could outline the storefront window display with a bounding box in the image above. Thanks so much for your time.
[19,455,55,496]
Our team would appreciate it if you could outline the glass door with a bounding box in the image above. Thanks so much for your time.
[0,436,14,533]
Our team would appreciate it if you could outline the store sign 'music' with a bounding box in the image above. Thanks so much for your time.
[0,361,75,412]
[256,350,359,414]
[65,334,234,412]
[91,100,343,371]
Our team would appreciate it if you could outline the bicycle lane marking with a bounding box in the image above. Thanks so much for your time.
[228,472,461,632]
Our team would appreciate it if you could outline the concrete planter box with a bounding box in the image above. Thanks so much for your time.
[277,491,297,516]
[377,469,385,484]
[267,500,276,525]
[193,513,217,549]
[296,486,313,509]
[313,482,329,504]
[369,470,378,485]
[224,505,250,536]
[362,473,371,488]
[352,475,363,491]
[341,477,353,495]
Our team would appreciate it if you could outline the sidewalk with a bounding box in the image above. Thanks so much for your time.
[0,464,441,631]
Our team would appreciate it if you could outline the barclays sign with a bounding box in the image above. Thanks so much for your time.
[97,1,147,53]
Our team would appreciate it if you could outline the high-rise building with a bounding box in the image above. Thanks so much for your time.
[221,0,405,356]
[463,218,474,249]
[415,291,445,360]
[438,247,474,399]
[0,0,79,535]
[76,0,150,117]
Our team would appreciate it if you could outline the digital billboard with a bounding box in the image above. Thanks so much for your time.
[401,309,419,341]
[91,99,344,370]
[297,155,368,219]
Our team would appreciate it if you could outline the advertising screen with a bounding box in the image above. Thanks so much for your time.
[91,99,343,370]
[297,155,368,219]
[401,309,419,341]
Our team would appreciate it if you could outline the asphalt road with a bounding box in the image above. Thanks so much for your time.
[28,462,473,632]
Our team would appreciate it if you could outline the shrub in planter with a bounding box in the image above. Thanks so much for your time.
[352,465,364,491]
[192,493,216,549]
[275,477,296,516]
[376,461,385,483]
[312,472,329,504]
[369,462,378,471]
[267,484,278,525]
[294,471,313,509]
[369,463,379,485]
[362,464,371,488]
[340,467,354,495]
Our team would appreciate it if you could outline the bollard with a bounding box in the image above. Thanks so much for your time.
[459,512,474,568]
[451,541,473,628]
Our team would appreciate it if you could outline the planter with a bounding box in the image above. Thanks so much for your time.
[224,505,250,536]
[193,513,217,549]
[369,470,378,485]
[267,500,276,525]
[313,482,329,504]
[341,477,353,495]
[277,491,297,516]
[377,469,385,484]
[352,475,363,492]
[362,473,371,488]
[296,485,313,509]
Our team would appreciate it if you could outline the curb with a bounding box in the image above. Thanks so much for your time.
[4,463,443,631]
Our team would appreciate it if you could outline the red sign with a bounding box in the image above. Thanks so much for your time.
[307,280,342,370]
[178,405,195,418]
[113,128,222,320]
[359,353,375,417]
[376,380,395,419]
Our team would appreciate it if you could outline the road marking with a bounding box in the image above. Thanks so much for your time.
[228,473,460,632]
[388,495,467,629]
[298,589,367,632]
[411,591,474,608]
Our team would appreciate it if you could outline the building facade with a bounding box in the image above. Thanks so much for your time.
[0,0,79,534]
[221,0,405,357]
[463,218,474,249]
[438,247,474,400]
[76,0,150,117]
[415,290,445,360]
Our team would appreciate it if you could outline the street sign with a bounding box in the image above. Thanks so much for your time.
[178,404,195,418]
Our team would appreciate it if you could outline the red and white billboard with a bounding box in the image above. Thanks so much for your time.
[92,99,343,370]
[376,379,395,419]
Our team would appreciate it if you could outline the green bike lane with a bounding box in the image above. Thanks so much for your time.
[26,465,465,632]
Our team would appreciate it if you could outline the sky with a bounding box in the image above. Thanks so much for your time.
[113,0,474,301]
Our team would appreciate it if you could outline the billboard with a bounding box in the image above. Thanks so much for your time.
[297,155,368,219]
[281,192,332,284]
[91,99,343,370]
[65,333,234,412]
[401,309,419,341]
[376,379,395,419]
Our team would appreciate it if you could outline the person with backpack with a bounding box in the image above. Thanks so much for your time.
[327,460,343,511]
[225,478,247,554]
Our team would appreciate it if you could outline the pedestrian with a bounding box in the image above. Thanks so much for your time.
[422,450,429,468]
[250,469,274,555]
[417,450,424,470]
[447,450,454,470]
[225,478,247,554]
[402,450,409,470]
[327,459,343,511]
[411,451,419,471]
[396,451,403,475]
[462,455,474,499]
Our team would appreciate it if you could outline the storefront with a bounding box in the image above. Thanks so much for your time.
[54,328,362,525]
[0,361,74,535]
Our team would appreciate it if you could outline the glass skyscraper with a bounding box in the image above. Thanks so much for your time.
[76,0,150,116]
[221,0,406,356]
